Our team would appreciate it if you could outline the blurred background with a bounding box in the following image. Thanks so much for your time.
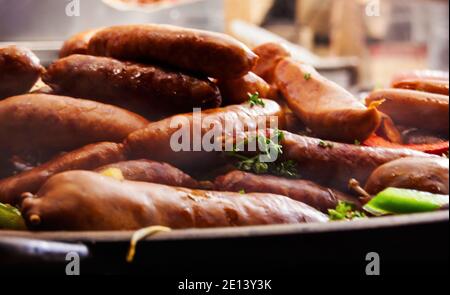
[0,0,448,88]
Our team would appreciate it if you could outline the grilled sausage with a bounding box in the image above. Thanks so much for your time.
[87,24,258,79]
[0,46,43,99]
[253,42,291,84]
[59,29,99,58]
[218,72,271,105]
[365,157,449,195]
[275,58,381,143]
[214,171,360,213]
[21,171,328,231]
[125,99,284,171]
[95,160,199,188]
[366,89,449,136]
[0,142,127,205]
[393,79,449,96]
[277,132,436,192]
[392,70,449,84]
[43,55,222,119]
[0,94,149,157]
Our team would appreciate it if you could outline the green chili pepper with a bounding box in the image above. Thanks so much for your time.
[363,188,449,216]
[0,202,27,230]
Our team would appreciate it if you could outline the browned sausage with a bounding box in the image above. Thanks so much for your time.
[214,171,360,213]
[59,29,99,58]
[366,89,449,136]
[365,157,449,195]
[0,46,43,99]
[43,55,222,119]
[0,94,149,157]
[392,70,449,84]
[275,58,381,143]
[218,72,271,105]
[0,142,127,205]
[393,79,449,96]
[95,159,198,188]
[87,24,258,79]
[276,132,436,192]
[21,171,328,231]
[125,99,284,171]
[252,42,291,84]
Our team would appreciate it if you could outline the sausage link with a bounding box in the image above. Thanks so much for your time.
[365,157,449,195]
[393,79,449,96]
[0,46,43,99]
[253,42,291,84]
[87,24,258,79]
[95,160,199,188]
[0,142,127,205]
[214,171,360,213]
[59,29,99,58]
[0,94,149,157]
[218,72,271,105]
[21,171,328,231]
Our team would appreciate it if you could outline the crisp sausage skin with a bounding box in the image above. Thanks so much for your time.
[275,58,381,143]
[366,89,449,135]
[0,94,149,157]
[43,55,222,119]
[0,46,43,99]
[253,42,291,84]
[0,142,127,206]
[95,160,199,188]
[218,72,271,104]
[20,171,328,231]
[88,24,258,79]
[214,171,360,213]
[59,29,99,58]
[365,157,449,195]
[125,99,284,171]
[277,132,436,192]
[393,79,449,96]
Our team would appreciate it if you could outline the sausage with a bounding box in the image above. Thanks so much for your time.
[366,89,449,136]
[87,24,258,79]
[95,160,199,188]
[0,46,43,100]
[275,58,381,143]
[20,171,328,231]
[43,55,222,119]
[125,99,284,171]
[0,94,149,157]
[365,157,449,195]
[392,70,449,84]
[214,171,360,213]
[277,131,436,192]
[393,79,449,96]
[59,29,99,58]
[252,42,291,84]
[0,142,127,206]
[218,72,271,105]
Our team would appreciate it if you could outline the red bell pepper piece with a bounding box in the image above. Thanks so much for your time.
[363,135,449,155]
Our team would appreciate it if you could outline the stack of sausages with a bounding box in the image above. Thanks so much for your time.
[0,24,448,232]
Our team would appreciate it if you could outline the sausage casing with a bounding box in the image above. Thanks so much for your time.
[365,157,449,195]
[214,171,360,213]
[43,55,222,119]
[59,29,99,58]
[0,142,127,205]
[218,72,271,105]
[88,24,258,79]
[21,171,328,231]
[0,46,43,99]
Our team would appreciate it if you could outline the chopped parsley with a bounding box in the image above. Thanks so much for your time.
[248,92,265,108]
[304,73,312,81]
[318,140,334,149]
[328,201,367,221]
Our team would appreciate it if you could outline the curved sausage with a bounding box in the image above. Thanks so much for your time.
[0,142,127,206]
[218,72,271,105]
[278,132,436,192]
[59,29,99,58]
[43,55,222,118]
[0,46,43,99]
[125,99,284,171]
[0,94,149,157]
[392,70,449,84]
[366,89,449,135]
[275,58,381,143]
[95,160,198,188]
[365,157,449,195]
[214,171,360,213]
[21,171,328,231]
[87,24,258,79]
[393,79,449,96]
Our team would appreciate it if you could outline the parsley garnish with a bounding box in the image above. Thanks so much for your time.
[304,73,312,81]
[354,140,361,146]
[318,140,334,149]
[248,92,265,107]
[328,201,367,221]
